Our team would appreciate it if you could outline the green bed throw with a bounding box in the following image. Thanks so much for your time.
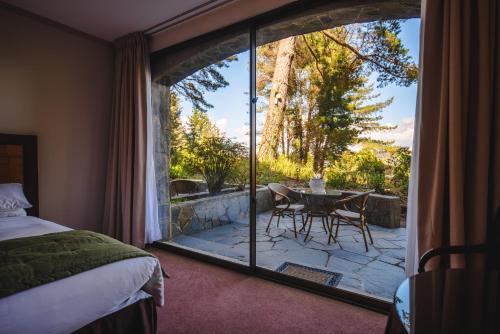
[0,230,153,298]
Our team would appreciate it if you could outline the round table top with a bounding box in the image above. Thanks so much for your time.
[295,188,342,196]
[394,268,499,334]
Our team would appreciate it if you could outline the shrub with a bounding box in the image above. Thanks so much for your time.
[387,147,411,202]
[258,155,314,184]
[325,149,385,193]
[187,136,246,194]
[256,161,288,185]
[229,159,249,191]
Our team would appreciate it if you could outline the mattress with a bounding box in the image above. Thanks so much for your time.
[0,216,164,334]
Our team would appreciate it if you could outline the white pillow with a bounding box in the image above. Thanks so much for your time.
[0,208,27,218]
[0,183,32,210]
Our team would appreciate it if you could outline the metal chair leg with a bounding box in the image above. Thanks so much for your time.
[292,214,297,238]
[266,213,274,232]
[335,217,340,238]
[360,225,369,252]
[304,215,313,242]
[300,213,308,232]
[277,214,281,228]
[365,221,374,244]
[327,216,336,244]
[321,216,328,234]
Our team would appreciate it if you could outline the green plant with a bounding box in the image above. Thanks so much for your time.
[229,159,249,191]
[354,150,386,192]
[258,155,314,184]
[187,136,246,194]
[325,149,385,192]
[388,147,411,202]
[170,164,189,179]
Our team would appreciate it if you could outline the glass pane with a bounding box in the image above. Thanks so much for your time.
[255,12,420,300]
[156,32,251,265]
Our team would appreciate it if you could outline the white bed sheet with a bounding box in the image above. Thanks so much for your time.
[0,216,164,334]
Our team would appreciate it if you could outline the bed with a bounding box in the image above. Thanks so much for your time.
[0,134,164,334]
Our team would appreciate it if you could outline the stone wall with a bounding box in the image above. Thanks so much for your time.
[169,187,401,238]
[365,194,401,228]
[169,187,273,237]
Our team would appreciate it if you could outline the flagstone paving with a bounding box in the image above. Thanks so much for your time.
[169,210,406,300]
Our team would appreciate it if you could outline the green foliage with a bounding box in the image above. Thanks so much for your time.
[388,147,411,200]
[169,92,191,179]
[167,20,416,205]
[257,155,314,184]
[183,110,247,194]
[325,149,386,193]
[255,148,411,203]
[229,159,249,191]
[172,56,237,112]
[188,136,246,194]
[256,21,417,171]
[256,161,287,185]
[357,21,418,87]
[169,164,191,180]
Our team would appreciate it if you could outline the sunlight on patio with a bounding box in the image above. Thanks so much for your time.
[166,210,406,300]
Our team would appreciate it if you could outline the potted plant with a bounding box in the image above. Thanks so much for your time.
[309,174,326,194]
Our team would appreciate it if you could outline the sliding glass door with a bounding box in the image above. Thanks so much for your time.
[254,13,419,301]
[152,0,420,307]
[153,31,251,265]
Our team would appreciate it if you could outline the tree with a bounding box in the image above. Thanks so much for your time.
[168,55,238,178]
[257,20,417,168]
[185,110,246,194]
[171,56,237,112]
[258,37,296,160]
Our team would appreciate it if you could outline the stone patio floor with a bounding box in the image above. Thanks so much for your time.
[168,210,407,300]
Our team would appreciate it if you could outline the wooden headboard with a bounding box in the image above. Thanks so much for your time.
[0,134,39,217]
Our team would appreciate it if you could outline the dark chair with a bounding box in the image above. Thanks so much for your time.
[170,179,198,197]
[266,183,305,238]
[418,208,500,273]
[329,190,375,252]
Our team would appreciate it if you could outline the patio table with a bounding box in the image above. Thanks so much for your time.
[295,189,343,241]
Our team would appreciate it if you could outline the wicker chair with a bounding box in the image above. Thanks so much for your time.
[329,190,375,252]
[266,183,305,238]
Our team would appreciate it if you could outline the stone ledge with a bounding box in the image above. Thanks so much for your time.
[170,187,273,237]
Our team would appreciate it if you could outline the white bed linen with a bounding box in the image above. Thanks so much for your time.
[0,216,164,334]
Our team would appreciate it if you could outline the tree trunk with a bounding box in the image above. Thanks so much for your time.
[258,36,296,160]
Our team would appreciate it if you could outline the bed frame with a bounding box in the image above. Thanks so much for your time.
[0,134,39,216]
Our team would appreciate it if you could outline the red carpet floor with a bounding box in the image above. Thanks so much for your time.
[149,248,387,334]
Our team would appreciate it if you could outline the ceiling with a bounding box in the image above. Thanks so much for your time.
[2,0,232,41]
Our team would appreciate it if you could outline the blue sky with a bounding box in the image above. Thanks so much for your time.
[179,18,421,148]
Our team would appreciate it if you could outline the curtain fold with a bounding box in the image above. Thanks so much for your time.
[145,61,162,244]
[103,32,156,248]
[415,0,500,271]
[405,0,426,277]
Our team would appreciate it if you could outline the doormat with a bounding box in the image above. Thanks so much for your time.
[276,262,343,287]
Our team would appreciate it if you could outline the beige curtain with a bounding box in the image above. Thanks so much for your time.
[103,32,150,248]
[417,0,500,270]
